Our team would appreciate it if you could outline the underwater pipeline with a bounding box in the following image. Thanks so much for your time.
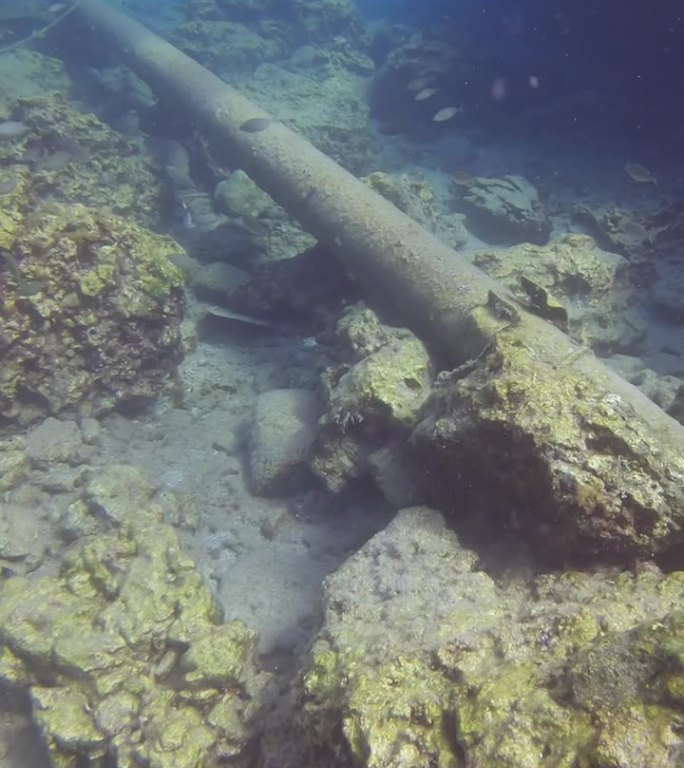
[73,0,684,560]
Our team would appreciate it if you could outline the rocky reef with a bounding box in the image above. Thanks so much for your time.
[0,464,270,768]
[175,0,367,73]
[172,0,375,171]
[0,94,164,228]
[454,174,551,246]
[261,507,684,768]
[470,234,645,353]
[0,201,184,429]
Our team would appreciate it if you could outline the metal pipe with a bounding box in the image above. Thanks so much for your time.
[73,0,684,559]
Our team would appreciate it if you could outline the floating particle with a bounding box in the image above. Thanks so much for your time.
[491,76,506,100]
[528,75,540,89]
[239,117,272,133]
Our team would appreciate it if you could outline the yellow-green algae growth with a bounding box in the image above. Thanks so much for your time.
[0,481,270,768]
[413,301,684,561]
[0,201,184,428]
[0,93,163,227]
[271,508,684,768]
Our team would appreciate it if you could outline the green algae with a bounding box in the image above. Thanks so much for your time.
[0,93,163,228]
[0,495,269,768]
[274,508,684,768]
[0,202,184,429]
[414,302,684,561]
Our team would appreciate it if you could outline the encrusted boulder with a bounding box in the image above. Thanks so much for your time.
[0,94,164,227]
[261,507,684,768]
[0,202,184,430]
[471,234,645,352]
[310,305,433,494]
[413,322,684,562]
[0,500,270,768]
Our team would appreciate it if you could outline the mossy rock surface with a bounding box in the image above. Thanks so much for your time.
[0,93,163,227]
[0,202,184,430]
[0,497,270,768]
[263,508,684,768]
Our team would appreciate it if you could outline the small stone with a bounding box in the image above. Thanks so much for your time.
[249,389,319,496]
[0,448,28,492]
[85,465,154,525]
[214,169,276,218]
[25,418,83,467]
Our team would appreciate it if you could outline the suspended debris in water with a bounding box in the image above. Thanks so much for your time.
[432,106,463,122]
[625,162,657,185]
[239,117,272,133]
[414,87,438,101]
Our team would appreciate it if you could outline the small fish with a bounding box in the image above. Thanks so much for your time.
[452,170,475,186]
[414,87,438,102]
[432,106,463,122]
[406,76,433,92]
[205,305,279,328]
[239,117,272,133]
[624,162,657,185]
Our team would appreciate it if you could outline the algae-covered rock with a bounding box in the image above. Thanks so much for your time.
[573,203,654,259]
[0,94,163,227]
[310,305,433,493]
[173,18,286,73]
[471,234,645,352]
[413,307,684,561]
[84,464,155,526]
[327,333,431,429]
[262,507,684,768]
[0,499,270,768]
[455,174,551,245]
[0,436,28,492]
[214,169,277,219]
[327,305,433,429]
[180,0,364,55]
[363,171,467,247]
[0,202,184,430]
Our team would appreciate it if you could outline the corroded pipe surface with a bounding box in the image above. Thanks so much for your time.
[74,0,684,559]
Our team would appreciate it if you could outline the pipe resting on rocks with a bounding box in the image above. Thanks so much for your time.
[74,0,684,561]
